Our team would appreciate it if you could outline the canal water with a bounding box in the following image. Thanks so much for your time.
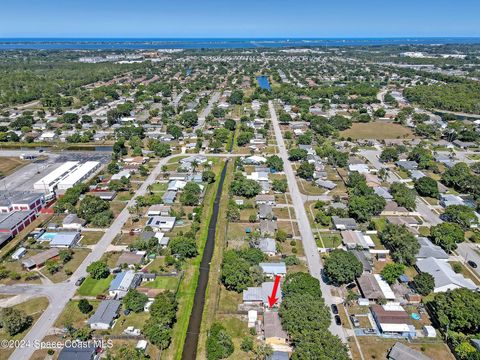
[256,75,271,91]
[181,159,229,360]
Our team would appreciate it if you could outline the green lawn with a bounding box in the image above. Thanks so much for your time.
[143,276,179,290]
[77,275,113,296]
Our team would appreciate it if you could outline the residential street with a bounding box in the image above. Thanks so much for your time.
[269,101,347,342]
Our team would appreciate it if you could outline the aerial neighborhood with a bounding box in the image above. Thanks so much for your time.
[0,39,479,360]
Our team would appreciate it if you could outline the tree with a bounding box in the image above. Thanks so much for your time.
[432,288,480,334]
[237,132,253,146]
[180,182,201,206]
[224,119,236,131]
[202,170,216,184]
[379,147,399,162]
[297,161,314,179]
[220,250,264,292]
[291,332,349,360]
[230,173,261,198]
[430,222,465,253]
[272,179,287,193]
[169,236,198,259]
[86,261,110,279]
[123,289,148,312]
[167,124,182,139]
[206,323,234,360]
[78,195,112,226]
[443,205,478,229]
[78,299,93,314]
[414,177,439,198]
[45,259,60,274]
[266,155,283,172]
[0,308,32,336]
[180,112,198,127]
[288,148,307,161]
[143,291,177,350]
[251,343,273,360]
[380,263,405,284]
[229,90,244,105]
[348,194,386,223]
[113,345,150,360]
[240,336,253,352]
[413,272,435,296]
[148,140,171,157]
[380,224,419,265]
[390,182,416,211]
[324,250,363,285]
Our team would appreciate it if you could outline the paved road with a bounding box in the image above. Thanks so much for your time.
[457,243,480,277]
[269,101,347,342]
[359,149,442,226]
[195,91,220,131]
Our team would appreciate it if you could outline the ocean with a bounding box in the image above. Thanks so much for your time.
[0,37,479,50]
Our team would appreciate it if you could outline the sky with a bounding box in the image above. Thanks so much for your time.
[1,0,479,38]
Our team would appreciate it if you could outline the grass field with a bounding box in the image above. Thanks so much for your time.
[0,297,49,359]
[54,299,100,329]
[0,157,29,177]
[143,276,179,290]
[341,122,415,140]
[77,275,113,296]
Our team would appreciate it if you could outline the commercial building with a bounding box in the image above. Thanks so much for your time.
[0,191,45,214]
[0,210,36,242]
[34,161,79,192]
[57,161,100,190]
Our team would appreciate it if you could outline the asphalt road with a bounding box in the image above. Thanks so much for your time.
[195,91,220,131]
[269,101,347,342]
[457,243,480,277]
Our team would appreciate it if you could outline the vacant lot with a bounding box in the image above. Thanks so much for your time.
[0,157,29,177]
[341,122,414,139]
[77,275,113,296]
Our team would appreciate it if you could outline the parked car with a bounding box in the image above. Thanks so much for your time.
[75,276,85,286]
[331,304,339,315]
[334,315,342,326]
[467,260,477,269]
[350,315,360,327]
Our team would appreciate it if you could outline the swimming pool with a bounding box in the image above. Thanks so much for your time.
[38,232,57,241]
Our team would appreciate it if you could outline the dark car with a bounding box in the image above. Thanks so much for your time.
[334,315,342,326]
[75,276,85,286]
[331,304,339,315]
[467,260,477,269]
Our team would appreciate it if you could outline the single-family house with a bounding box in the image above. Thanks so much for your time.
[260,262,287,277]
[387,342,432,360]
[87,299,121,330]
[62,214,86,230]
[416,257,477,292]
[371,304,415,338]
[108,270,143,299]
[264,311,288,346]
[147,216,176,232]
[332,216,357,230]
[257,238,276,256]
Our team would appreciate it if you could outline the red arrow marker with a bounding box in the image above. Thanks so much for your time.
[267,275,281,308]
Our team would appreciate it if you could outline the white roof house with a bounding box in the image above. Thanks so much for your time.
[349,164,370,174]
[244,155,267,165]
[416,257,477,293]
[146,216,176,232]
[111,169,132,181]
[260,262,287,277]
[11,247,27,260]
